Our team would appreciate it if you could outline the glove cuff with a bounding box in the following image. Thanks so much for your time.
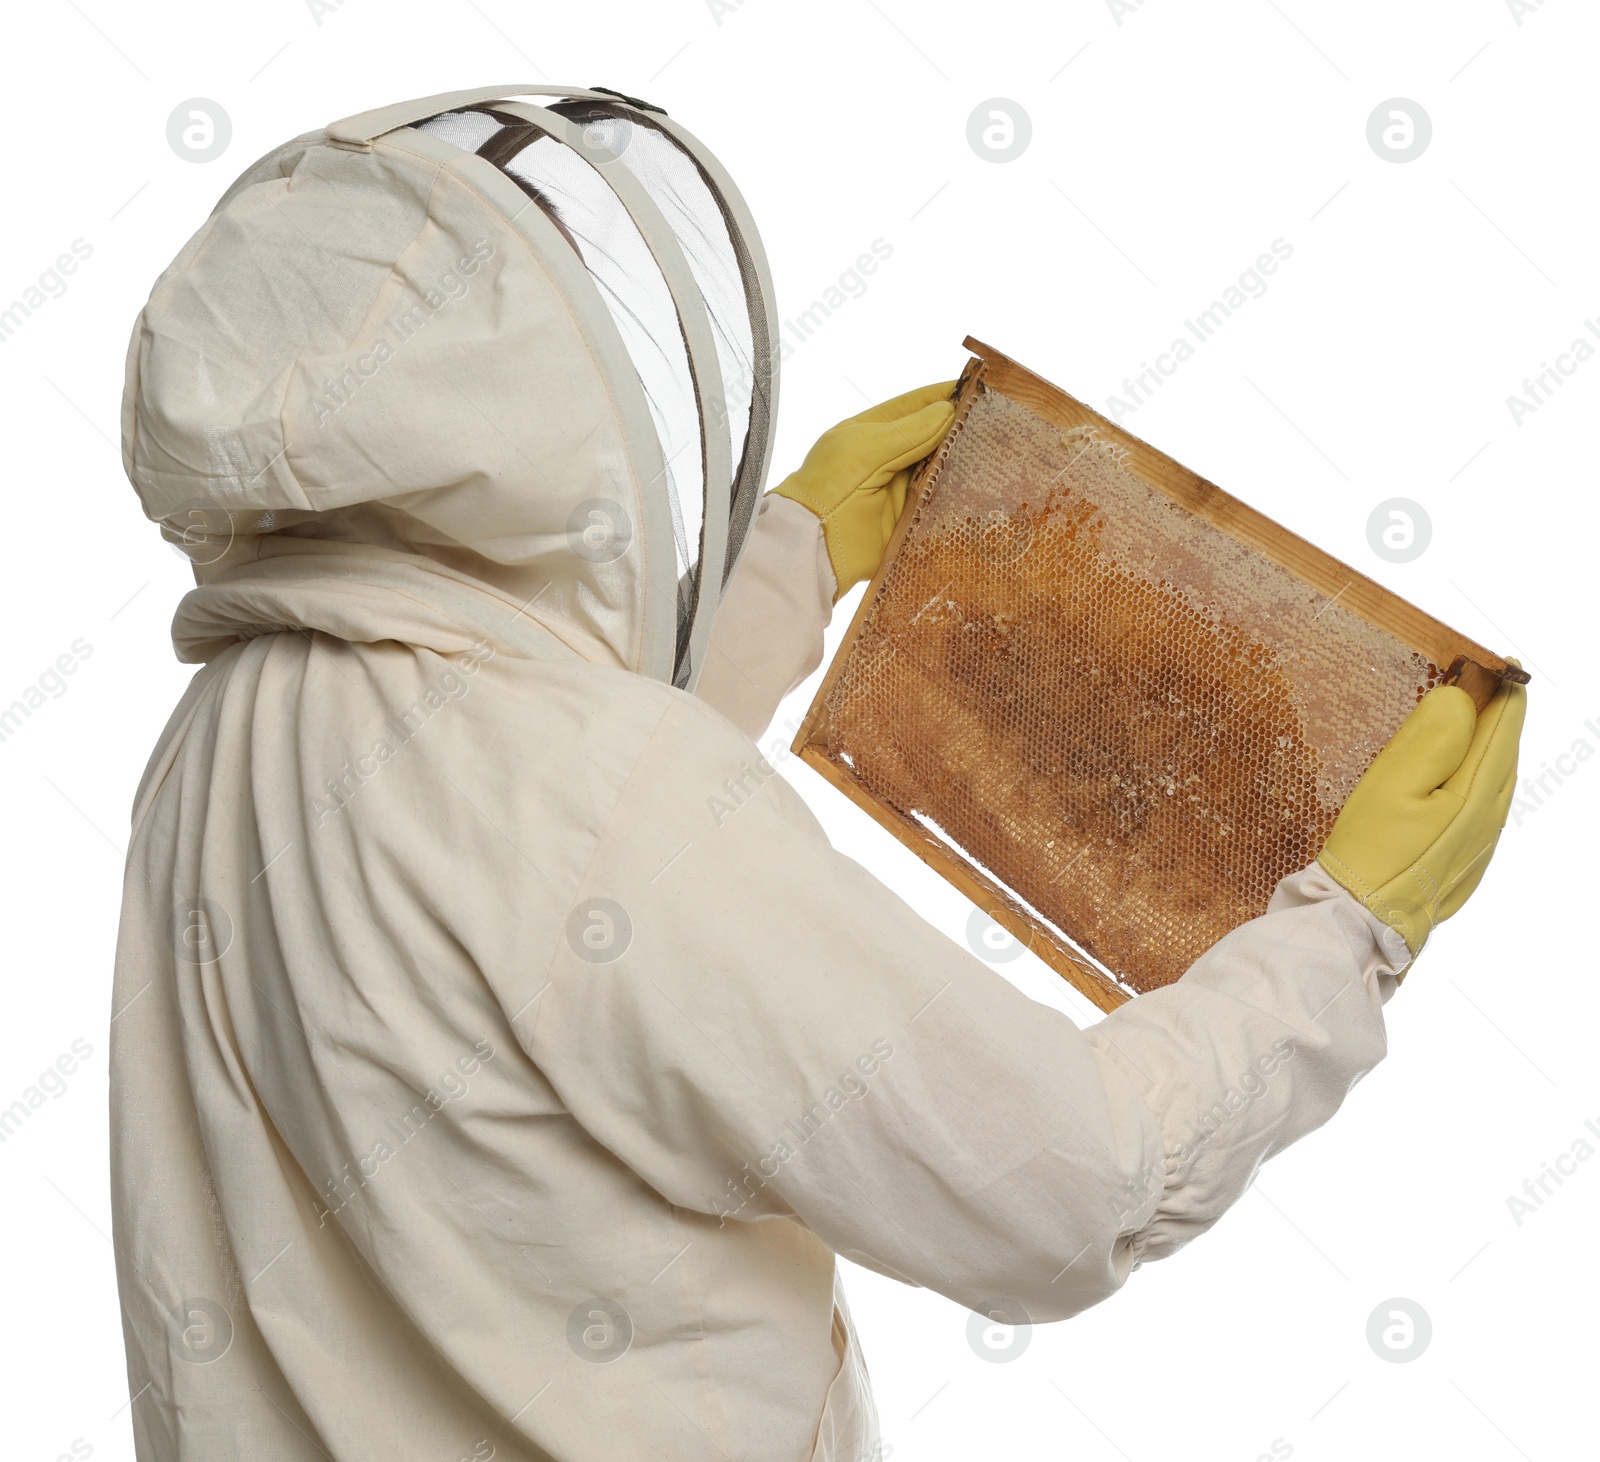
[1316,850,1432,960]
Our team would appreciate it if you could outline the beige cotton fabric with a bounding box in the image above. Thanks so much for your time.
[111,88,1410,1462]
[695,494,834,739]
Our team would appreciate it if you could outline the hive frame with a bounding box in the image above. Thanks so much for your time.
[794,338,1523,1011]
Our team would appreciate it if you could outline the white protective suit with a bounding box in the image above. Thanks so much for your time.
[110,86,1410,1462]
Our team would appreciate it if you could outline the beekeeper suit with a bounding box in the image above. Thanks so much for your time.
[111,86,1522,1462]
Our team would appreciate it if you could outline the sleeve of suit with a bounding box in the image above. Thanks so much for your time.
[526,694,1409,1322]
[693,494,836,740]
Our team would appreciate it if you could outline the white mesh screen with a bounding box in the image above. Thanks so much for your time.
[416,110,704,590]
[556,105,756,527]
[417,110,502,153]
[502,133,703,585]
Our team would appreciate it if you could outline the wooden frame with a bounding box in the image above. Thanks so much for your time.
[793,339,1525,1012]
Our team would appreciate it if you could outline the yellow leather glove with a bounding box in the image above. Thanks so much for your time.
[772,382,958,601]
[1317,677,1526,960]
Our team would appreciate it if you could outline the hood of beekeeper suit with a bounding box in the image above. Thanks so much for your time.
[123,84,779,689]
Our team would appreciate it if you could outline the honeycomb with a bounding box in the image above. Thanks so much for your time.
[804,380,1449,1002]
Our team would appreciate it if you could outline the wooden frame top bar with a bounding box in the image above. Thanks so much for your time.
[962,336,1514,682]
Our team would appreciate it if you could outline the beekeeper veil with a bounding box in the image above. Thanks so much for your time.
[123,85,779,688]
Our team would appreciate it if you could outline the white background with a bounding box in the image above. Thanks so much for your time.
[0,2,1593,1460]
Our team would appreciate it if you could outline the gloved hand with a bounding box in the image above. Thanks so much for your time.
[772,382,958,601]
[1317,677,1526,961]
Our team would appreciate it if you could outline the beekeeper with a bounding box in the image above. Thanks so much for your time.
[111,86,1525,1461]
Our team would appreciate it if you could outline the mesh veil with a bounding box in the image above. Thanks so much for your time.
[416,94,772,685]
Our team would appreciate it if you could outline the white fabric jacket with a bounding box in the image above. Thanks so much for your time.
[110,88,1409,1462]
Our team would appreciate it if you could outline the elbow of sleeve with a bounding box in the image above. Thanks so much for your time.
[995,1221,1149,1326]
[943,1145,1167,1325]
